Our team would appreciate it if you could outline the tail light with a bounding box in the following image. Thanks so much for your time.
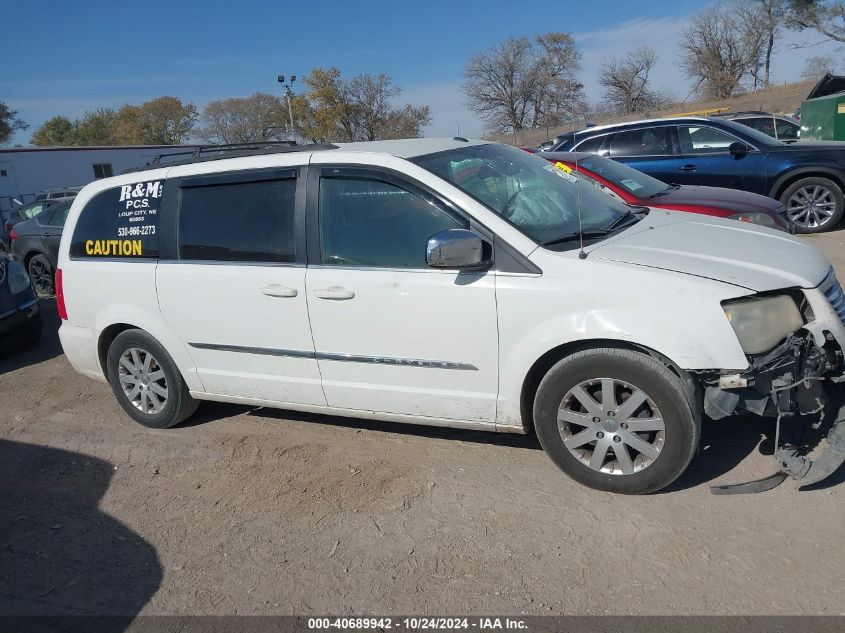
[55,268,68,320]
[9,229,17,241]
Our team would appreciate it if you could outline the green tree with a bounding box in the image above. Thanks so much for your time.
[30,116,77,146]
[0,101,29,145]
[787,0,845,43]
[75,108,119,145]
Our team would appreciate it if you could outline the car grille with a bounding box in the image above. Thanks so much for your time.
[822,269,845,326]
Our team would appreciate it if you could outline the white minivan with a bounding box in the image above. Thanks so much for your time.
[57,139,845,494]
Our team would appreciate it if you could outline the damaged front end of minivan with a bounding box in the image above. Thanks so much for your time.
[693,272,845,494]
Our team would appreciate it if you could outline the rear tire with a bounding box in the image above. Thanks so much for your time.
[27,254,54,297]
[533,348,699,494]
[780,176,844,234]
[106,329,199,428]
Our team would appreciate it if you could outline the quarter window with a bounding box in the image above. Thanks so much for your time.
[70,180,163,258]
[178,176,296,263]
[608,128,670,157]
[677,125,741,154]
[319,175,464,268]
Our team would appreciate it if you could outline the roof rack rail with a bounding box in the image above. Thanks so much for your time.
[123,141,339,173]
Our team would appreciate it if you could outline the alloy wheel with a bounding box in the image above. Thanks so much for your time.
[787,185,837,229]
[28,257,53,296]
[557,377,665,475]
[118,347,168,415]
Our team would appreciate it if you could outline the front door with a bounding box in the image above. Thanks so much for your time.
[156,166,326,406]
[304,166,499,423]
[671,124,768,194]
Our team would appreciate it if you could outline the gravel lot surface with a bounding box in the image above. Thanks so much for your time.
[1,230,844,618]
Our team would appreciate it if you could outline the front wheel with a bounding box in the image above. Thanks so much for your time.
[780,177,844,234]
[533,348,699,494]
[106,329,199,428]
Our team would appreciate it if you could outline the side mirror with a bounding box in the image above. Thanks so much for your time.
[729,141,748,158]
[426,229,492,270]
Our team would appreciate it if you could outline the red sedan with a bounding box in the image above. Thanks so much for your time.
[540,151,790,232]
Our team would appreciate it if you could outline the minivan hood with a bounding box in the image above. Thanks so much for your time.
[588,212,830,292]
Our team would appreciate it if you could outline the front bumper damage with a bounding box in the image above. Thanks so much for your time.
[694,329,845,494]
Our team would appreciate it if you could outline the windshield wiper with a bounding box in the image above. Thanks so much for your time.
[540,229,611,247]
[648,184,679,198]
[605,206,647,231]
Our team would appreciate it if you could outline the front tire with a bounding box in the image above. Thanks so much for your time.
[533,348,699,494]
[106,329,199,428]
[780,176,844,234]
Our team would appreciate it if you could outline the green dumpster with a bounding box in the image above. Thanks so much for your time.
[800,73,845,141]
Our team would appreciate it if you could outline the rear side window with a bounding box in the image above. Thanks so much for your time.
[70,179,163,258]
[178,176,296,263]
[609,128,670,157]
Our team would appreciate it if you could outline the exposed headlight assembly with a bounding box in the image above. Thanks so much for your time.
[6,260,32,295]
[728,212,788,232]
[722,294,803,355]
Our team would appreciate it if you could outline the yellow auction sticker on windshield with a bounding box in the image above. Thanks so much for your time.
[554,161,573,173]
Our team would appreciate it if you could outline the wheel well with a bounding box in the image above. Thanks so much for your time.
[23,250,43,267]
[97,323,138,378]
[519,339,688,435]
[773,171,845,201]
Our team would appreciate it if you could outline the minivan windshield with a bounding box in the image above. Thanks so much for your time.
[412,143,638,246]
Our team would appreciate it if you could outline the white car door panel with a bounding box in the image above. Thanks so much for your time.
[306,267,498,421]
[155,166,325,406]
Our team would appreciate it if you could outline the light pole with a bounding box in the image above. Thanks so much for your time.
[277,74,297,141]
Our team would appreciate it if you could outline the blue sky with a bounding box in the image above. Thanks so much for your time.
[4,0,843,145]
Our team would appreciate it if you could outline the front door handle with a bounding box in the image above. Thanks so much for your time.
[679,164,697,172]
[261,284,298,298]
[314,286,355,300]
[42,233,54,238]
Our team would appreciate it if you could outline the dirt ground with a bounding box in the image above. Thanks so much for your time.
[1,230,844,619]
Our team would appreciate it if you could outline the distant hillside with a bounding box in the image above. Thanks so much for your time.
[489,80,816,147]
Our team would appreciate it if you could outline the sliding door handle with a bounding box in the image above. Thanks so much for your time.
[261,284,298,298]
[314,286,355,300]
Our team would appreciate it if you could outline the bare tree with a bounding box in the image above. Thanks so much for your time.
[531,33,583,128]
[463,33,583,133]
[463,37,536,133]
[198,93,288,144]
[738,0,786,87]
[598,47,672,114]
[679,5,768,98]
[803,53,838,78]
[787,0,845,43]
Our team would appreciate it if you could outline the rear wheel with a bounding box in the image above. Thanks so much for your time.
[27,254,54,297]
[780,177,844,234]
[106,329,198,428]
[533,348,699,494]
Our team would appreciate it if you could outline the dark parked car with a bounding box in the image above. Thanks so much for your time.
[2,200,58,251]
[716,111,800,143]
[541,151,789,231]
[10,200,71,297]
[0,252,41,353]
[550,116,845,233]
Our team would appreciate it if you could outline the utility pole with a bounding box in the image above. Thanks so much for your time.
[277,74,297,141]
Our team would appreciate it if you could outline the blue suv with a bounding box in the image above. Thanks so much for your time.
[551,116,845,233]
